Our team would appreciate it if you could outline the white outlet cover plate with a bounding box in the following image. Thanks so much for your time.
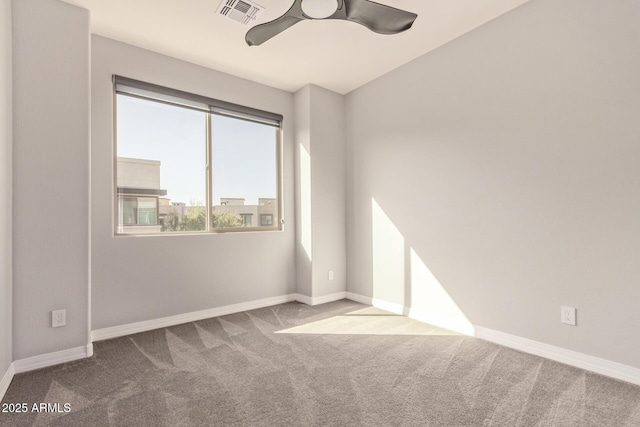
[52,309,66,328]
[561,306,576,326]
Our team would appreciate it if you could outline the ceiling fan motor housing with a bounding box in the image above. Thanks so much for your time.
[301,0,339,19]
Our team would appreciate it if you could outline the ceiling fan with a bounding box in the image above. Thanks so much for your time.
[245,0,418,46]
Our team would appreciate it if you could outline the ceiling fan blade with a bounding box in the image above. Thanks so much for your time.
[246,0,305,46]
[342,0,417,34]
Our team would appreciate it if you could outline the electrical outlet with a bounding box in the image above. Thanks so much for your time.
[52,309,66,328]
[561,306,576,326]
[328,270,334,280]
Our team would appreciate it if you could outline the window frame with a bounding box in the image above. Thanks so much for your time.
[112,76,283,236]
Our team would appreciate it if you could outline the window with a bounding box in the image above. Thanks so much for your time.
[118,196,159,227]
[260,214,273,226]
[114,76,282,235]
[240,214,253,226]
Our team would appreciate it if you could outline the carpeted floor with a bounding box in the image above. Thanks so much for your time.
[2,299,640,426]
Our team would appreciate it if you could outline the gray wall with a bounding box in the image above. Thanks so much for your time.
[91,36,296,330]
[294,86,313,298]
[346,0,640,368]
[1,0,12,373]
[309,86,346,297]
[294,85,347,299]
[12,0,90,359]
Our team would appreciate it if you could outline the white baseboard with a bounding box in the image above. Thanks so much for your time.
[345,292,371,305]
[294,293,313,305]
[346,293,410,317]
[344,292,640,386]
[474,326,640,386]
[13,344,93,375]
[92,292,355,343]
[2,344,94,401]
[92,294,299,342]
[371,298,407,315]
[408,307,476,336]
[0,362,15,402]
[295,292,347,306]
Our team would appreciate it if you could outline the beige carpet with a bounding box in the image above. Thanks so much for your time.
[2,299,640,426]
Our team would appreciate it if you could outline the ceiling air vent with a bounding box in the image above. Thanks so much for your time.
[217,0,264,25]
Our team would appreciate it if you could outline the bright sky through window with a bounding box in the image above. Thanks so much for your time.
[117,95,206,205]
[211,115,277,205]
[117,95,277,206]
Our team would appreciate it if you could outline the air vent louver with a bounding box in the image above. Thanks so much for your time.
[217,0,263,25]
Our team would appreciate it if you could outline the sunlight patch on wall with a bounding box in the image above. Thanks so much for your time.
[409,248,475,335]
[372,198,404,306]
[300,142,312,260]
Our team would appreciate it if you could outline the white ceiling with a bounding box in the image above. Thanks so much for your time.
[61,0,529,94]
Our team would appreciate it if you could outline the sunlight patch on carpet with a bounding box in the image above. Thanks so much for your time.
[276,307,462,336]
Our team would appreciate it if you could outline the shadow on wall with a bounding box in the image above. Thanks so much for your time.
[371,198,475,335]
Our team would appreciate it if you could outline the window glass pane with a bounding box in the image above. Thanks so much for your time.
[240,214,253,226]
[260,214,273,227]
[211,116,278,229]
[137,197,157,225]
[116,94,206,233]
[122,197,137,225]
